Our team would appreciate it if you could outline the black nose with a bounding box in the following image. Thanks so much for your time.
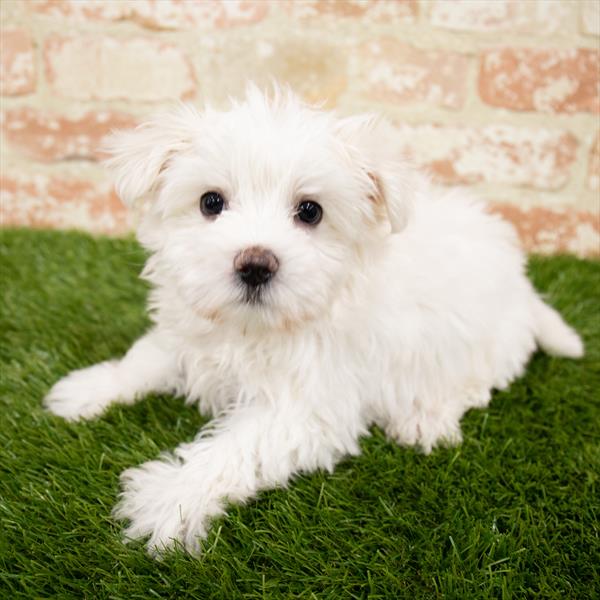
[234,246,279,287]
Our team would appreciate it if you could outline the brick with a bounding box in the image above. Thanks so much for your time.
[489,204,600,256]
[479,48,600,114]
[358,40,468,109]
[0,28,35,96]
[2,108,137,162]
[392,123,577,190]
[286,0,417,21]
[0,0,21,21]
[429,0,572,34]
[581,0,600,36]
[0,173,130,234]
[203,34,348,107]
[44,36,196,101]
[133,0,269,29]
[28,0,268,30]
[588,133,600,191]
[28,0,125,20]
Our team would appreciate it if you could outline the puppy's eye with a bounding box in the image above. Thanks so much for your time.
[200,191,225,217]
[295,200,323,226]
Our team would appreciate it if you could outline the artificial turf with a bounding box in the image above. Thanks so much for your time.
[0,228,598,599]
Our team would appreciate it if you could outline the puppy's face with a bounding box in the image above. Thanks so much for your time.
[107,89,411,330]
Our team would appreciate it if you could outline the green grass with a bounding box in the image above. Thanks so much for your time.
[1,228,599,599]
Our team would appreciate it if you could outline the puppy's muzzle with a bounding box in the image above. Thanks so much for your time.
[234,246,279,288]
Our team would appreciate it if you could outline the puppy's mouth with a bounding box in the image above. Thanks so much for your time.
[242,283,267,305]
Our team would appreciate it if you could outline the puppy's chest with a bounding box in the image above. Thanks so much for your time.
[178,335,303,407]
[178,325,379,413]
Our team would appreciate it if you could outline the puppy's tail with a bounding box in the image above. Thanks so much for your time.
[533,296,584,358]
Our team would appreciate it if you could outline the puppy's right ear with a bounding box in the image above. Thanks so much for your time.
[335,114,416,234]
[103,106,199,206]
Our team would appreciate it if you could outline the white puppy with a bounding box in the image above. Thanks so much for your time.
[45,86,583,556]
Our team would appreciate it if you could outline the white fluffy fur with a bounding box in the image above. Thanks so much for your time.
[44,86,583,557]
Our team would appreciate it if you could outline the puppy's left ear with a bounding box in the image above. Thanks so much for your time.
[335,114,415,233]
[103,105,199,207]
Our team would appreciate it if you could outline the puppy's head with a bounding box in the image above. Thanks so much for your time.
[106,86,414,330]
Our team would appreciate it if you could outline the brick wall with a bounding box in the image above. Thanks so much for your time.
[1,0,599,255]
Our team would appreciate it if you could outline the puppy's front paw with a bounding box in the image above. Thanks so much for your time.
[114,458,223,557]
[44,361,122,421]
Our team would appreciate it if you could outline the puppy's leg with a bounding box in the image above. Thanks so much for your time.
[44,328,179,421]
[113,400,363,556]
[385,401,465,454]
[383,375,493,454]
[385,381,495,454]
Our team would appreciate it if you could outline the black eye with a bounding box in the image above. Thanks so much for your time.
[200,191,225,217]
[295,200,323,226]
